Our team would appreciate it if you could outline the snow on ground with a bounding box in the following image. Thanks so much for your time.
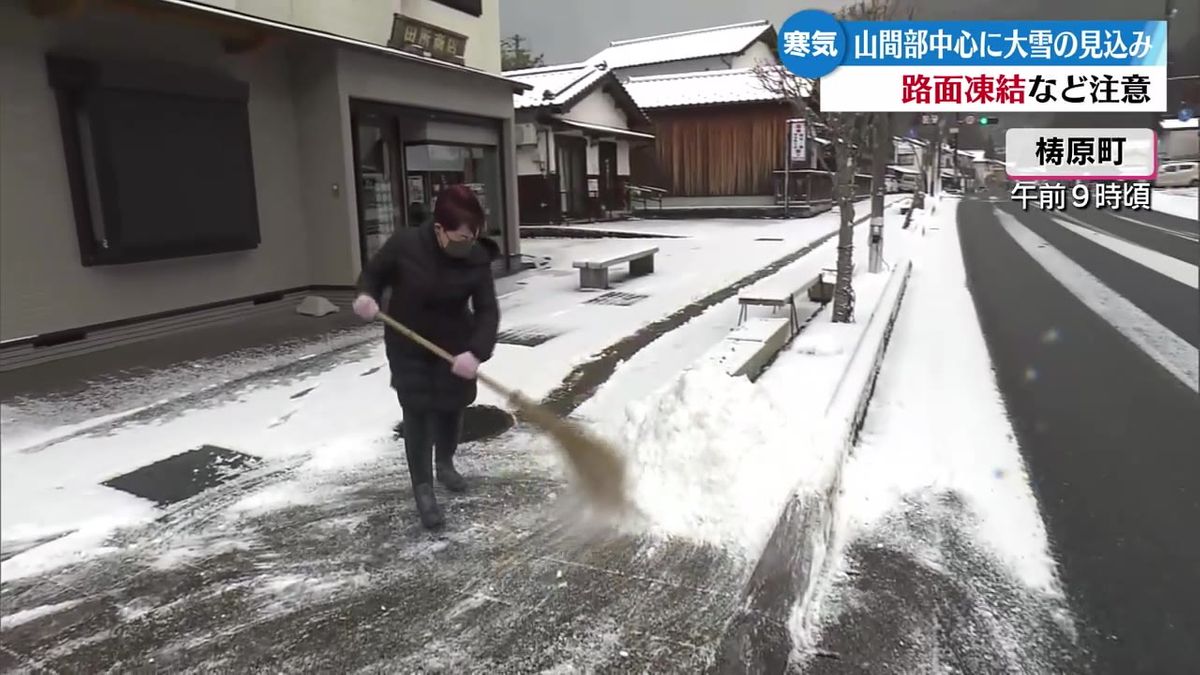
[793,197,1075,666]
[0,326,378,452]
[1,213,855,579]
[605,202,915,560]
[837,199,1061,591]
[1152,187,1198,221]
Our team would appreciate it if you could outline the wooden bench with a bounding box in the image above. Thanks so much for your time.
[572,246,658,290]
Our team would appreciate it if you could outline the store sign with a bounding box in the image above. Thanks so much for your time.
[789,118,808,163]
[389,16,468,65]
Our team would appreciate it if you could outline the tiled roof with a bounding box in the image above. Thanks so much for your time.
[589,20,773,70]
[507,63,609,110]
[624,68,785,109]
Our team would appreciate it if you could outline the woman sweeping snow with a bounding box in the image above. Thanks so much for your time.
[352,185,501,530]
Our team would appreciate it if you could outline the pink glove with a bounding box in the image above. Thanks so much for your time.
[450,352,481,380]
[352,294,379,320]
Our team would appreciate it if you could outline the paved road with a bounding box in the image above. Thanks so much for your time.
[957,193,1200,674]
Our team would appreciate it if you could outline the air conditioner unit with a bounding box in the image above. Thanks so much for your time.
[515,123,539,146]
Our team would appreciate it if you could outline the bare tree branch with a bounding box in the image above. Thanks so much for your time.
[755,0,901,322]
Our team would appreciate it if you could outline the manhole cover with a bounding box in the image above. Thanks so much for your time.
[587,292,649,306]
[102,445,261,507]
[497,325,562,347]
[393,405,515,444]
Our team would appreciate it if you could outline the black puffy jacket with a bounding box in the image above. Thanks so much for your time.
[356,224,501,411]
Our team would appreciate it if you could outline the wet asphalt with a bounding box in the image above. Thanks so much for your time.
[3,215,897,673]
[956,194,1200,673]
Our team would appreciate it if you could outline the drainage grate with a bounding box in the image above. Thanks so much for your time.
[586,292,649,306]
[394,404,515,444]
[102,445,262,507]
[496,325,562,347]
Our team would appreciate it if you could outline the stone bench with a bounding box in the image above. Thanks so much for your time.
[737,272,823,333]
[707,317,794,381]
[572,246,658,290]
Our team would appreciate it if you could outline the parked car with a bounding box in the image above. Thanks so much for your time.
[1154,161,1199,188]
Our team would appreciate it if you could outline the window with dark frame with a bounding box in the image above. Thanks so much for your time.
[430,0,482,17]
[47,55,261,267]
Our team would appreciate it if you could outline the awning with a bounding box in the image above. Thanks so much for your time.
[889,165,921,175]
[139,0,531,92]
[552,116,655,140]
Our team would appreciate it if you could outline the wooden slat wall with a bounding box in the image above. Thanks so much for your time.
[640,103,794,197]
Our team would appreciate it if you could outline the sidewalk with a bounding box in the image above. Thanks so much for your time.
[0,209,897,671]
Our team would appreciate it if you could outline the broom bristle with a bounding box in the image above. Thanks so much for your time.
[513,396,628,511]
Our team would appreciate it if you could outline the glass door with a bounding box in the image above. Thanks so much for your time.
[353,111,404,264]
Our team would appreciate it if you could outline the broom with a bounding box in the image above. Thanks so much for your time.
[377,312,628,511]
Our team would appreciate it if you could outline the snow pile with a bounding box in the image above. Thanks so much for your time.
[611,364,820,558]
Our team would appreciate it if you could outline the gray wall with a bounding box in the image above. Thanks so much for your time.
[0,3,311,341]
[0,1,524,342]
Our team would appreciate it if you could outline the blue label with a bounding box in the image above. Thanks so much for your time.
[1181,108,1195,122]
[777,10,846,79]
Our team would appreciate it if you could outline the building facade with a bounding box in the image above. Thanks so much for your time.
[600,21,787,200]
[0,0,526,369]
[506,63,653,224]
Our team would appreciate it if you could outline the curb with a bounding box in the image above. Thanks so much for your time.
[713,259,914,673]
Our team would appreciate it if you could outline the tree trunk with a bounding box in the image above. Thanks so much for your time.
[832,141,856,323]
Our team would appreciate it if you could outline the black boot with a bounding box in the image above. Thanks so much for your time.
[413,484,444,530]
[436,460,467,493]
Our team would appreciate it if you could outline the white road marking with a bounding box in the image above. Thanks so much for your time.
[1053,214,1199,289]
[996,209,1199,394]
[1108,212,1200,242]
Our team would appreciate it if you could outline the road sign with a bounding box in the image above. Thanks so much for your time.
[1181,108,1195,122]
[788,118,807,163]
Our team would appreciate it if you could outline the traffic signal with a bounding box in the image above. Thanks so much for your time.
[979,117,998,126]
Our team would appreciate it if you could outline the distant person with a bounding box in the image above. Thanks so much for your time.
[353,184,501,530]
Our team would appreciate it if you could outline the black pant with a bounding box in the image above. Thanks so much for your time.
[400,404,462,487]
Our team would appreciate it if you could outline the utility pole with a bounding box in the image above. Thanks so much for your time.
[869,111,889,273]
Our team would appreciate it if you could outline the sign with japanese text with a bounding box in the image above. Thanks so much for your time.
[777,15,1168,112]
[789,118,808,163]
[1005,128,1157,179]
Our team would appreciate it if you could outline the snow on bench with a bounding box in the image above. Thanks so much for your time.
[572,245,658,290]
[737,269,823,332]
[705,317,793,381]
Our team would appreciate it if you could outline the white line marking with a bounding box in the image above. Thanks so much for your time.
[1108,212,1200,242]
[1054,214,1199,289]
[996,209,1199,393]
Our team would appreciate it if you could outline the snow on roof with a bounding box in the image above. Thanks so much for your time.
[1160,117,1199,130]
[508,63,609,109]
[589,20,772,70]
[623,68,785,108]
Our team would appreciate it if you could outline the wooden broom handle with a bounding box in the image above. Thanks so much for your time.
[377,312,516,401]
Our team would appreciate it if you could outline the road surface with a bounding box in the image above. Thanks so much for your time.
[956,191,1200,673]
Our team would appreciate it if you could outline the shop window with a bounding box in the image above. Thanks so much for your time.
[47,55,260,267]
[404,144,503,240]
